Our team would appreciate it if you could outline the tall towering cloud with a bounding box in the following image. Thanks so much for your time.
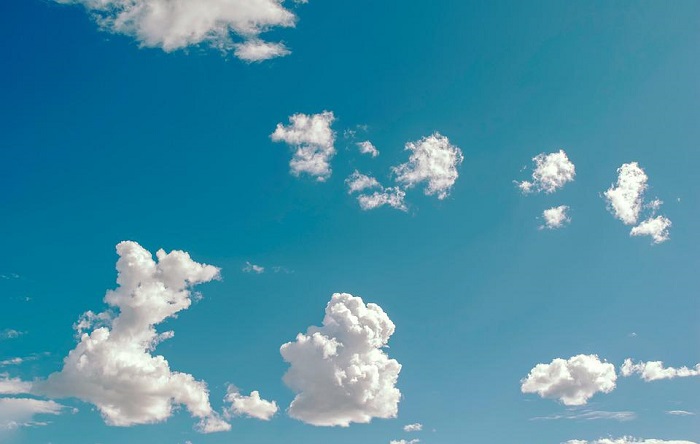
[35,242,230,433]
[604,162,648,225]
[521,355,617,406]
[393,133,463,199]
[280,293,402,426]
[517,150,576,194]
[53,0,305,61]
[621,359,700,381]
[271,111,337,181]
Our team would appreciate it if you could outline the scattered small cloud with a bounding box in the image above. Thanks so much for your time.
[621,359,700,381]
[243,262,265,274]
[390,440,420,444]
[346,171,381,194]
[603,162,648,225]
[517,150,575,194]
[404,423,423,432]
[563,437,697,444]
[224,385,278,421]
[271,111,337,181]
[234,39,290,62]
[357,187,407,212]
[0,398,66,431]
[532,409,635,422]
[357,141,379,157]
[0,330,24,340]
[521,354,617,406]
[630,216,672,244]
[280,293,401,426]
[541,205,571,230]
[0,273,20,280]
[667,410,695,416]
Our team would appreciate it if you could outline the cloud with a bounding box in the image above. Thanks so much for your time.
[54,0,304,61]
[390,440,420,444]
[357,141,379,157]
[630,216,672,244]
[621,359,700,381]
[0,374,32,395]
[271,111,337,181]
[0,398,66,431]
[541,205,571,230]
[34,241,230,432]
[357,187,407,211]
[403,423,423,432]
[517,150,576,194]
[346,171,381,194]
[280,293,402,426]
[0,330,24,340]
[224,386,278,421]
[521,354,617,406]
[0,359,24,367]
[393,133,463,199]
[532,409,635,421]
[563,438,697,444]
[604,162,648,225]
[667,410,695,416]
[243,261,265,274]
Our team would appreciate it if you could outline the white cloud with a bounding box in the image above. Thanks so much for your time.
[518,150,576,194]
[393,133,463,199]
[54,0,304,61]
[0,374,32,395]
[357,187,407,211]
[630,216,672,244]
[667,410,695,416]
[403,423,423,432]
[357,141,379,157]
[533,410,635,421]
[541,205,571,230]
[271,111,337,181]
[563,438,697,444]
[521,354,617,406]
[224,386,278,421]
[0,330,24,340]
[390,440,420,444]
[604,162,648,225]
[35,241,230,432]
[0,358,24,367]
[346,171,381,194]
[621,359,700,381]
[0,398,66,431]
[243,261,265,274]
[280,293,402,426]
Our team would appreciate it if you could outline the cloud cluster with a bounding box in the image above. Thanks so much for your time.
[346,171,381,194]
[393,133,464,199]
[0,398,66,431]
[521,355,617,406]
[518,150,576,194]
[404,423,423,432]
[224,386,278,421]
[621,359,700,381]
[630,216,672,244]
[564,438,697,444]
[54,0,305,61]
[280,293,401,426]
[541,205,571,230]
[271,111,337,181]
[243,261,265,274]
[346,171,407,211]
[35,241,230,432]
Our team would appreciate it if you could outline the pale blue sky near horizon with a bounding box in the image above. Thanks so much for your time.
[0,1,698,443]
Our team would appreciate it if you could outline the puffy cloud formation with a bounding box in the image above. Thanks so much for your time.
[393,133,463,199]
[604,162,648,225]
[0,398,66,431]
[346,171,381,194]
[271,111,337,181]
[630,216,672,244]
[224,386,278,421]
[564,438,697,444]
[243,261,265,274]
[404,422,423,432]
[280,293,402,426]
[36,241,230,432]
[518,150,576,194]
[0,374,32,395]
[621,359,700,381]
[521,355,617,406]
[54,0,305,60]
[357,141,379,157]
[541,205,571,229]
[357,187,407,211]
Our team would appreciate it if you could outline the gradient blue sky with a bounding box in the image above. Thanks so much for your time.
[1,1,698,443]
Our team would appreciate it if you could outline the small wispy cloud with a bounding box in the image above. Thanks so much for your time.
[667,410,695,416]
[532,409,636,422]
[0,330,25,340]
[242,262,265,274]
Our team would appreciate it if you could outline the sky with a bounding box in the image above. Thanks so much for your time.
[0,1,699,443]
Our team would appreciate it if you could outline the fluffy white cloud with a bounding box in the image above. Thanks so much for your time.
[604,162,648,225]
[243,261,265,274]
[357,187,407,211]
[224,386,278,421]
[54,0,304,60]
[563,438,696,444]
[390,440,420,444]
[271,111,337,181]
[521,354,617,406]
[518,150,576,194]
[0,398,66,431]
[621,359,700,381]
[541,205,571,229]
[346,171,381,194]
[280,293,402,426]
[35,241,230,432]
[393,133,463,199]
[0,374,32,395]
[630,216,672,244]
[403,423,423,432]
[357,141,379,157]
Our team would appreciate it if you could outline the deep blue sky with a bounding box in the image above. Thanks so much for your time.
[1,1,698,443]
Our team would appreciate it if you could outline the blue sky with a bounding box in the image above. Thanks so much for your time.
[0,1,698,443]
